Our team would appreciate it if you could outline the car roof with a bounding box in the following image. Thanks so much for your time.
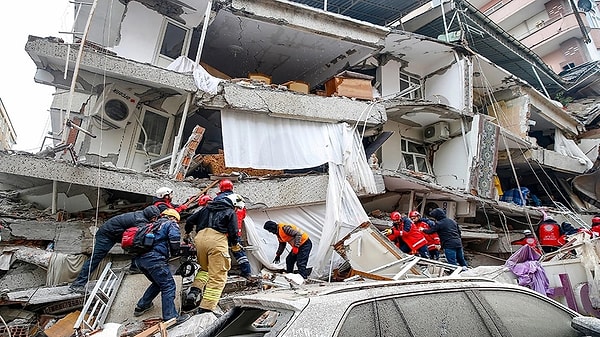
[230,277,538,310]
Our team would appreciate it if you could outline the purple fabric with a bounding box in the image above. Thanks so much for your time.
[505,245,551,295]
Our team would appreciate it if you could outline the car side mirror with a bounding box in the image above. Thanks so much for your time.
[571,316,600,336]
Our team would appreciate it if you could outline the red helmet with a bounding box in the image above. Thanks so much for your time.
[408,210,420,218]
[198,195,213,206]
[390,212,401,221]
[219,179,234,192]
[593,216,600,226]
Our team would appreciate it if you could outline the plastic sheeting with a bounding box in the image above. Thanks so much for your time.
[225,113,378,277]
[166,56,223,95]
[505,245,550,295]
[579,238,600,308]
[554,129,593,170]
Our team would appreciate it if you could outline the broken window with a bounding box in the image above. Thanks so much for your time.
[400,139,431,173]
[136,108,172,155]
[398,71,422,99]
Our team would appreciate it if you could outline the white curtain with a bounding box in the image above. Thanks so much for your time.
[222,111,377,277]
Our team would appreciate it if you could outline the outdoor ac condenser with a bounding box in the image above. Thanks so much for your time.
[423,121,450,143]
[425,200,456,219]
[90,84,139,129]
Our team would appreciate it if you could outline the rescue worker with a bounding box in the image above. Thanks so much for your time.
[133,209,190,326]
[410,210,440,260]
[263,221,313,279]
[211,179,253,281]
[591,216,600,237]
[384,212,430,259]
[423,208,468,270]
[153,187,188,213]
[69,205,161,293]
[511,229,541,255]
[183,193,244,314]
[213,179,234,201]
[537,216,562,253]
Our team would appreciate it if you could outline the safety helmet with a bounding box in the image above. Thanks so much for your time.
[593,216,600,226]
[408,210,420,218]
[161,208,180,221]
[219,179,234,192]
[523,229,532,235]
[390,211,401,221]
[156,187,173,199]
[227,193,245,209]
[198,195,213,207]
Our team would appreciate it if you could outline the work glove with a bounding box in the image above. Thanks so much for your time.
[231,243,243,252]
[382,228,392,236]
[273,255,280,264]
[291,246,299,255]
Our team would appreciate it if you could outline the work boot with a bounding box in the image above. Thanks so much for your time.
[183,287,201,311]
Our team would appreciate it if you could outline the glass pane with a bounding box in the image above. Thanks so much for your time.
[403,154,414,170]
[337,302,378,337]
[160,22,186,59]
[376,299,411,336]
[480,290,579,337]
[407,141,426,154]
[416,156,428,173]
[400,139,408,152]
[137,111,168,155]
[396,292,493,337]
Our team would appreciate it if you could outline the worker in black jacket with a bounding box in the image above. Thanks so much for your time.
[69,205,161,293]
[423,208,468,270]
[183,193,244,314]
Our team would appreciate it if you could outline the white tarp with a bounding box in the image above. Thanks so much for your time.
[166,56,222,95]
[554,129,593,170]
[222,111,377,277]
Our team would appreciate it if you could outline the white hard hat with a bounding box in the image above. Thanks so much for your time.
[156,187,173,199]
[523,229,532,235]
[227,193,245,209]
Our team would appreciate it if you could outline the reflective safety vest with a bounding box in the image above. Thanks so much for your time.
[538,222,562,247]
[394,222,427,251]
[591,226,600,237]
[278,224,309,247]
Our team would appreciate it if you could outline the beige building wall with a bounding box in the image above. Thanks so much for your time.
[0,98,17,150]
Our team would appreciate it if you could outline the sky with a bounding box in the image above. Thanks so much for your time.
[0,1,72,152]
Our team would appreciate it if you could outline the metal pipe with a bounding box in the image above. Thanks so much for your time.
[61,0,98,143]
[195,0,214,63]
[169,93,193,175]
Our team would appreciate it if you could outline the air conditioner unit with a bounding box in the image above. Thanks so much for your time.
[90,84,139,129]
[423,121,450,143]
[425,200,456,219]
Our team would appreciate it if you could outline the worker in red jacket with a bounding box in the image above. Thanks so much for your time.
[153,187,188,213]
[511,229,541,255]
[410,210,440,260]
[385,212,430,259]
[591,216,600,237]
[537,216,562,253]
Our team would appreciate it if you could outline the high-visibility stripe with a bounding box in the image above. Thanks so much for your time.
[203,287,223,301]
[196,271,209,283]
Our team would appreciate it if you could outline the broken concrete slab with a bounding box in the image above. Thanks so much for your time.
[105,273,183,323]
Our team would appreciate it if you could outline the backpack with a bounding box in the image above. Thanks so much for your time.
[121,221,162,255]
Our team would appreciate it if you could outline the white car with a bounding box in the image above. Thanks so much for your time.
[199,277,600,337]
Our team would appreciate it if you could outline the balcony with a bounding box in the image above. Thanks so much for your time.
[521,12,590,57]
[484,0,546,31]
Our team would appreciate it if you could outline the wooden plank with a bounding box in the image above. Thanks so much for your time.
[45,311,82,337]
[134,318,175,337]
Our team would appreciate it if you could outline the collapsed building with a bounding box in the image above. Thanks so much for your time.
[3,0,600,334]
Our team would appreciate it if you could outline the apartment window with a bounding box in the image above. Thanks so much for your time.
[399,71,422,99]
[400,139,431,173]
[155,19,191,68]
[136,108,171,155]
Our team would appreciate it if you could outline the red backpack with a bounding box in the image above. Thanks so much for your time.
[121,222,162,255]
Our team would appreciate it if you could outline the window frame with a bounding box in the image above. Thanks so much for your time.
[400,138,432,174]
[134,106,174,157]
[398,70,423,99]
[154,18,191,67]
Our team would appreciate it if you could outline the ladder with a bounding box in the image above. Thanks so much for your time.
[553,201,590,229]
[73,262,125,334]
